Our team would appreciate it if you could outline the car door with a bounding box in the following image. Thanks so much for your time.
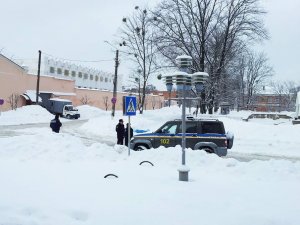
[175,122,199,149]
[153,122,179,148]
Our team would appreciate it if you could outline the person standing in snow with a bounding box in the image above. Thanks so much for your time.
[50,114,62,133]
[125,123,133,146]
[116,119,125,145]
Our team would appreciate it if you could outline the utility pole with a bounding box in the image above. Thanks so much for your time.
[36,50,42,105]
[111,49,119,117]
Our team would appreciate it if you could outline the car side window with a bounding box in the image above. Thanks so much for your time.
[201,122,224,134]
[160,123,178,134]
[178,122,198,133]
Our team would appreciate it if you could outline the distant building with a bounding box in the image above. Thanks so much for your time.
[0,53,164,111]
[249,86,297,112]
[25,56,123,92]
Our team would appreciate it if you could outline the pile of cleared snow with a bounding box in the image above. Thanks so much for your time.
[78,106,182,143]
[0,129,300,225]
[0,105,53,126]
[76,105,110,119]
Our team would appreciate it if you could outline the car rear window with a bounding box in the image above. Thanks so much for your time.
[201,122,225,134]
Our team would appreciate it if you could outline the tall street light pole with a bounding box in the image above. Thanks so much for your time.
[36,50,42,105]
[111,49,119,117]
[158,55,209,182]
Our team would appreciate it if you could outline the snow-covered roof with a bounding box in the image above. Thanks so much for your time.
[40,91,76,96]
[49,98,72,102]
[24,90,42,102]
[258,86,276,95]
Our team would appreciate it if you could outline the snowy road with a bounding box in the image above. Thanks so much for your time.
[1,120,299,162]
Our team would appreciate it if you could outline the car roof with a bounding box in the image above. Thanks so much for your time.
[172,118,221,122]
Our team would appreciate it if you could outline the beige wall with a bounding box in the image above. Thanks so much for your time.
[0,54,164,112]
[0,56,27,111]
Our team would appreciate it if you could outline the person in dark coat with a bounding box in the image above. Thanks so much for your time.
[116,119,125,145]
[50,114,62,133]
[125,123,134,146]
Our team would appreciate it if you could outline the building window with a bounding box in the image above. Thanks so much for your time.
[100,76,103,82]
[64,70,69,76]
[105,78,108,82]
[84,73,88,79]
[90,74,94,80]
[50,67,55,73]
[78,72,83,78]
[95,75,99,81]
[71,71,76,77]
[57,68,62,74]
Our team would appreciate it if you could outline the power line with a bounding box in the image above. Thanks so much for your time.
[42,52,114,63]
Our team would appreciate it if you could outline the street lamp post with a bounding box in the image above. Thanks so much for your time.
[111,49,119,117]
[158,55,209,182]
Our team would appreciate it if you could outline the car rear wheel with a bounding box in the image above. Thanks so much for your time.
[134,144,148,151]
[200,147,214,154]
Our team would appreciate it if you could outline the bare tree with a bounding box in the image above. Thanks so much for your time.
[270,80,299,112]
[80,95,91,105]
[243,51,273,109]
[7,93,20,110]
[152,0,268,113]
[120,6,157,114]
[102,96,110,111]
[151,96,156,109]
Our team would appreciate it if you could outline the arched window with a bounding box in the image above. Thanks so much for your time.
[71,71,76,77]
[78,72,83,78]
[95,75,99,81]
[90,74,94,80]
[100,76,103,82]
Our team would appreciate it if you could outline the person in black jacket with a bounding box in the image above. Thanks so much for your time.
[50,114,62,133]
[116,119,125,145]
[125,123,133,146]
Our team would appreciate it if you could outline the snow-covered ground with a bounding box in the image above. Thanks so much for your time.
[0,105,300,225]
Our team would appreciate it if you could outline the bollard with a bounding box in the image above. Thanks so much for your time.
[178,166,190,182]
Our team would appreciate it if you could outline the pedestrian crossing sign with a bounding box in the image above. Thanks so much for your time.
[123,96,137,116]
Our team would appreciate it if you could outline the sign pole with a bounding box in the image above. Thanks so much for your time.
[123,96,136,157]
[128,115,131,156]
[0,99,4,116]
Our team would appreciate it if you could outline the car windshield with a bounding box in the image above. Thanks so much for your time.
[156,123,178,134]
[65,106,73,111]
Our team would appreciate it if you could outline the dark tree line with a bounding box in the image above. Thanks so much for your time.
[119,0,272,113]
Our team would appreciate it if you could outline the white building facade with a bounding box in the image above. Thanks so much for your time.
[40,56,122,91]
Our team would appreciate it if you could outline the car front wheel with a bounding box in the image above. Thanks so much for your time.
[134,144,149,151]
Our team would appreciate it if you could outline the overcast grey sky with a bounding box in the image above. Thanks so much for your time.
[0,0,299,89]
